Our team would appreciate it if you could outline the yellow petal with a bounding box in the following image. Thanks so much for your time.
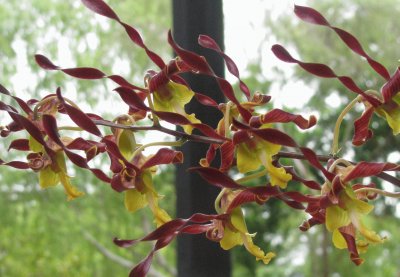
[124,189,148,212]
[377,107,400,135]
[358,221,385,244]
[265,159,292,188]
[332,229,347,249]
[153,81,194,113]
[219,226,243,250]
[59,172,84,201]
[39,166,59,188]
[236,142,262,173]
[29,135,43,152]
[326,205,350,232]
[242,234,276,264]
[230,207,248,234]
[117,130,136,161]
[182,113,201,134]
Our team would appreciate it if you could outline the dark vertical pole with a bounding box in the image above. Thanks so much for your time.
[173,1,231,277]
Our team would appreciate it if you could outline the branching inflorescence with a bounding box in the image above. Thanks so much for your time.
[1,1,399,276]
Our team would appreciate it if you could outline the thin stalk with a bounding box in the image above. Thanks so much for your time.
[331,96,361,156]
[354,187,400,198]
[236,169,268,184]
[132,139,186,158]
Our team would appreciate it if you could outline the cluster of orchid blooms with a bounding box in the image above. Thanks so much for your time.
[1,1,399,276]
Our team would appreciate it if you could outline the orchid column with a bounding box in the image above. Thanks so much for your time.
[173,0,231,276]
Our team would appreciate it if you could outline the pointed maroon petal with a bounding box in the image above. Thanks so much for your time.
[8,112,56,159]
[271,44,381,107]
[190,167,244,189]
[102,137,136,169]
[0,84,11,95]
[276,194,305,210]
[352,106,374,146]
[219,141,234,172]
[227,186,281,213]
[198,34,251,99]
[294,5,390,80]
[56,88,102,137]
[0,159,30,169]
[129,252,154,277]
[81,0,120,20]
[62,67,105,79]
[343,161,400,183]
[8,139,30,151]
[35,54,60,70]
[81,0,165,69]
[284,166,321,190]
[250,109,317,129]
[194,92,219,107]
[142,148,183,169]
[114,87,150,111]
[381,67,400,103]
[42,114,111,183]
[168,31,252,121]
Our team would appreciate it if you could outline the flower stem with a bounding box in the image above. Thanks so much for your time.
[331,96,361,156]
[132,139,186,158]
[354,187,400,198]
[236,169,268,184]
[147,94,160,126]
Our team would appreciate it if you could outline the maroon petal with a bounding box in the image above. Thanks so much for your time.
[81,0,120,20]
[168,31,252,122]
[114,87,150,111]
[81,0,165,69]
[271,44,381,107]
[250,109,317,129]
[8,139,30,151]
[56,88,102,137]
[294,5,390,81]
[352,106,374,146]
[62,67,106,79]
[0,159,29,169]
[141,148,183,169]
[343,161,400,183]
[219,141,234,172]
[190,167,244,189]
[381,67,400,103]
[198,34,251,99]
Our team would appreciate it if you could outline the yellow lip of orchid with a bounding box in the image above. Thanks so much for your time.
[218,191,275,264]
[326,185,385,257]
[152,80,201,134]
[124,169,171,227]
[236,133,291,188]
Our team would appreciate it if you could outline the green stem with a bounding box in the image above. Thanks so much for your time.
[331,96,361,156]
[354,187,400,198]
[147,94,160,126]
[58,126,83,131]
[236,169,268,184]
[132,139,186,158]
[214,188,227,213]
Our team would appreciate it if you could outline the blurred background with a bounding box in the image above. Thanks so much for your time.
[0,0,399,276]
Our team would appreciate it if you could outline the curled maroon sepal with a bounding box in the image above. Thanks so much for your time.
[0,158,29,170]
[113,213,225,277]
[381,67,400,103]
[81,0,165,69]
[56,88,102,137]
[294,5,390,81]
[271,44,381,107]
[250,108,317,130]
[189,166,244,190]
[198,34,251,100]
[27,152,51,171]
[167,31,252,122]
